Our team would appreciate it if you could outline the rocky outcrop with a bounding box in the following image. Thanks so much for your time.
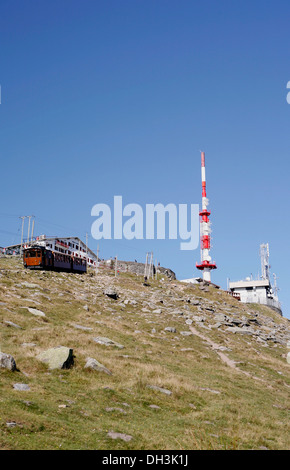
[106,259,176,280]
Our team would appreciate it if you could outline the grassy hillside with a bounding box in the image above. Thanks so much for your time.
[0,257,289,450]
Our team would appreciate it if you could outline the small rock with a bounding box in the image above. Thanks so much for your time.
[84,357,112,375]
[0,352,17,371]
[93,337,124,349]
[105,407,127,414]
[71,324,93,331]
[200,387,221,395]
[107,431,133,442]
[164,327,177,333]
[21,282,39,289]
[153,309,162,314]
[4,321,22,329]
[147,385,172,396]
[149,404,161,410]
[6,422,18,428]
[25,307,46,318]
[13,384,30,391]
[104,288,119,300]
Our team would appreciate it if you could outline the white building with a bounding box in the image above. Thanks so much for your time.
[229,244,282,314]
[229,279,281,311]
[7,235,98,268]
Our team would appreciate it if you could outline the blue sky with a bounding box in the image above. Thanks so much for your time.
[1,1,290,317]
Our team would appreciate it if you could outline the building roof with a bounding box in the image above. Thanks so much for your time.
[229,279,270,289]
[5,236,97,259]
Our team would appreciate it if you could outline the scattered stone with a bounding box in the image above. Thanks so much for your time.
[23,307,46,318]
[164,327,177,333]
[93,337,124,349]
[6,422,18,428]
[149,404,161,409]
[71,323,93,331]
[189,403,197,409]
[37,346,74,370]
[153,309,162,314]
[200,387,221,395]
[107,431,133,442]
[185,319,193,325]
[105,407,127,414]
[0,352,17,371]
[104,287,119,300]
[13,384,30,391]
[21,282,39,289]
[180,331,192,336]
[147,385,172,396]
[83,305,89,311]
[214,314,227,323]
[226,327,255,336]
[84,357,112,375]
[4,320,22,329]
[21,343,37,348]
[287,352,290,365]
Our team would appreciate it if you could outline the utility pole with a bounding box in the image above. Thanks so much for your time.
[86,233,88,264]
[148,252,153,279]
[31,218,35,242]
[27,215,34,246]
[115,256,118,277]
[144,252,148,280]
[20,216,26,256]
[95,244,100,276]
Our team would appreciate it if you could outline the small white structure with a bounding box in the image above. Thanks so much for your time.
[180,277,201,285]
[229,244,282,314]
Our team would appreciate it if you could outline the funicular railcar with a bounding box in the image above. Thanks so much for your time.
[23,246,87,274]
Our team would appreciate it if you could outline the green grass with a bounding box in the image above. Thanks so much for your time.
[0,256,289,450]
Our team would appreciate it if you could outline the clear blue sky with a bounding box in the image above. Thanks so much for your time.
[1,1,290,317]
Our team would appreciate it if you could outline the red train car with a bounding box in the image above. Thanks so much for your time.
[23,246,87,274]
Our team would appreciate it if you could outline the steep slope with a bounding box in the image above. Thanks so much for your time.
[0,257,289,450]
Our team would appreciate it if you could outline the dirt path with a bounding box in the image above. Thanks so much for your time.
[189,325,262,381]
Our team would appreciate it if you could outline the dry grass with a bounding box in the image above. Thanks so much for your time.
[0,256,289,450]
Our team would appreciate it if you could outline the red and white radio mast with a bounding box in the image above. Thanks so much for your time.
[196,151,217,282]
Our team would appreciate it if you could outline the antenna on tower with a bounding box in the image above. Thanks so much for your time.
[260,243,270,280]
[272,273,279,297]
[196,151,217,282]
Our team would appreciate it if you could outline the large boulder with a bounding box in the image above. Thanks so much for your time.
[0,352,17,371]
[37,346,74,370]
